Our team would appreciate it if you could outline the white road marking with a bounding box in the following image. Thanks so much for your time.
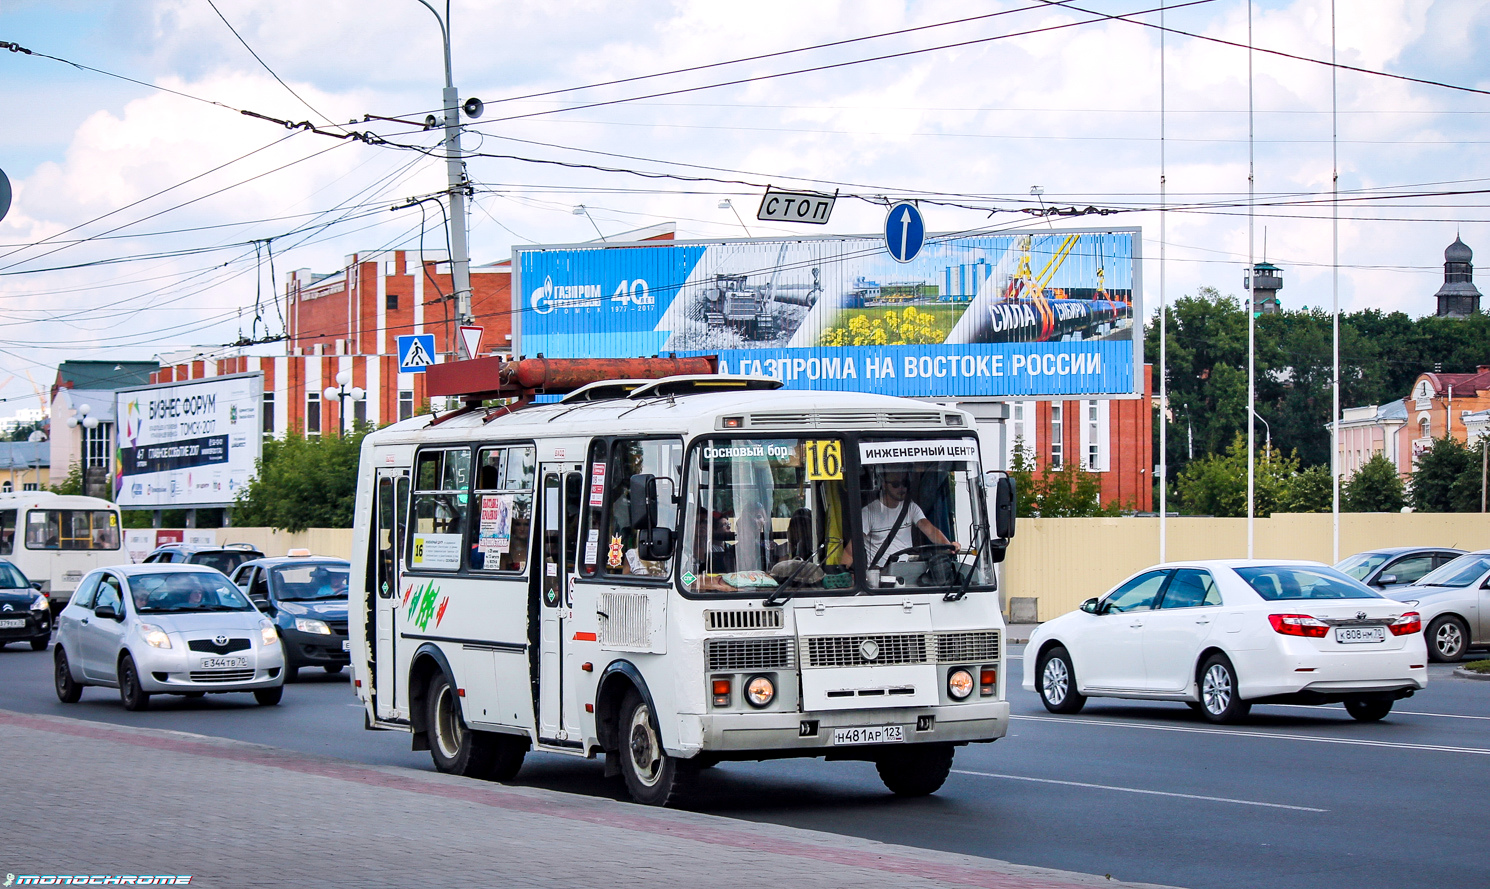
[1262,703,1490,721]
[1011,714,1490,756]
[952,769,1328,812]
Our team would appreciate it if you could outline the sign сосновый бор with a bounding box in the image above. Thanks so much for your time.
[113,373,264,508]
[513,227,1141,398]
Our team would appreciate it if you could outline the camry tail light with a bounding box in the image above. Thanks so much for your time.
[1389,612,1421,636]
[1268,614,1330,638]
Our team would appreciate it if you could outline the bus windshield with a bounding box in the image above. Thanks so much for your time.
[25,509,120,551]
[679,436,993,596]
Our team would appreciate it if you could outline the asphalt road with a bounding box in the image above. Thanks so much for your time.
[4,640,1486,889]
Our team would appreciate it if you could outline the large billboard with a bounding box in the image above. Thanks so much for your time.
[514,227,1141,398]
[114,373,263,508]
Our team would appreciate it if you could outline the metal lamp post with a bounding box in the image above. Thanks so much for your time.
[413,0,477,358]
[323,371,366,437]
[66,404,99,495]
[26,429,45,491]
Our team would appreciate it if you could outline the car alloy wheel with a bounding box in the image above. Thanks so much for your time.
[1429,617,1466,661]
[1041,657,1070,707]
[1202,663,1232,715]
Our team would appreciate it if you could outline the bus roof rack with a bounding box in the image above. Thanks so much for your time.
[559,380,653,403]
[627,375,783,399]
[425,355,721,406]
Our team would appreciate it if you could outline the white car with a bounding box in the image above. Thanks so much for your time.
[1022,560,1428,724]
[54,564,286,710]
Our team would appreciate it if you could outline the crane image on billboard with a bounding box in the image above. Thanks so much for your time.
[515,227,1140,398]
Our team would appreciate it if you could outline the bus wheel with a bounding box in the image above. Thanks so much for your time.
[876,743,955,797]
[618,689,693,806]
[426,671,498,778]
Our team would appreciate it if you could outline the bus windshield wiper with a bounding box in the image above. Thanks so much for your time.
[764,538,835,607]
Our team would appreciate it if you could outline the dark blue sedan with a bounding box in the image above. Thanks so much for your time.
[230,557,349,682]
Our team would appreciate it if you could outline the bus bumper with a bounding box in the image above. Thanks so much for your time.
[688,700,1009,756]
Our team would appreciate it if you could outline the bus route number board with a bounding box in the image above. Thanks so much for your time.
[833,725,905,745]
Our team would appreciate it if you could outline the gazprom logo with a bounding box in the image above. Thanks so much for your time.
[530,276,603,315]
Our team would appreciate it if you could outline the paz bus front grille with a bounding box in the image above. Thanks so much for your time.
[706,638,794,671]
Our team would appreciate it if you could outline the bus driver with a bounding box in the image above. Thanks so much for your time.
[856,470,957,568]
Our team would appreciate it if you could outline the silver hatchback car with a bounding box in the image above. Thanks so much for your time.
[54,564,286,710]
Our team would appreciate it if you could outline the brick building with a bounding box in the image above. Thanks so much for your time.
[1336,366,1490,480]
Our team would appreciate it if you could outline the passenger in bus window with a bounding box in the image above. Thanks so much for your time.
[730,499,781,574]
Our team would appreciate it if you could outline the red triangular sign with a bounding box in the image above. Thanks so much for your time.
[458,325,483,359]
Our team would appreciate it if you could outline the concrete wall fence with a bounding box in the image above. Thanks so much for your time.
[212,512,1490,623]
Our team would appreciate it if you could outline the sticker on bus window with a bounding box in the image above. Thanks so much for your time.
[589,463,606,507]
[412,533,462,569]
[804,440,843,480]
[583,528,599,566]
[607,535,624,569]
[477,495,512,555]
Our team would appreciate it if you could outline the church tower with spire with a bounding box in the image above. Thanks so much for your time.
[1435,236,1481,317]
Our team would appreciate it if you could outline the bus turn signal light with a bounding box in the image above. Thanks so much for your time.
[712,677,732,707]
[979,667,996,696]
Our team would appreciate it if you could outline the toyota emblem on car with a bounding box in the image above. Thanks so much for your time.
[214,634,229,647]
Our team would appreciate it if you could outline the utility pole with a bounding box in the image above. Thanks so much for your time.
[417,0,475,360]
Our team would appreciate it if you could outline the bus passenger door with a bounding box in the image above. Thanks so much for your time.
[536,467,582,745]
[374,468,410,719]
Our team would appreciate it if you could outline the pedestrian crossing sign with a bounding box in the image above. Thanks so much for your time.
[397,334,437,373]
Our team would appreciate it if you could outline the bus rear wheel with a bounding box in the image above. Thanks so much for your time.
[618,689,694,806]
[876,743,955,797]
[426,671,501,779]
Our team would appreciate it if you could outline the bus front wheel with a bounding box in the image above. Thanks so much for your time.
[876,743,955,797]
[617,689,694,806]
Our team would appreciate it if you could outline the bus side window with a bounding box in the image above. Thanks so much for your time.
[470,445,535,573]
[592,438,681,579]
[409,449,470,570]
[0,509,15,556]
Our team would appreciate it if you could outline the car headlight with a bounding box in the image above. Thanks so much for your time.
[30,593,49,612]
[744,675,775,708]
[947,668,975,700]
[261,621,279,646]
[295,618,332,635]
[139,623,171,649]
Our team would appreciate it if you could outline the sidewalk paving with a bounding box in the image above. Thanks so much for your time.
[0,708,1175,889]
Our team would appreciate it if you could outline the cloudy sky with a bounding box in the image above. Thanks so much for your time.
[1,0,1487,411]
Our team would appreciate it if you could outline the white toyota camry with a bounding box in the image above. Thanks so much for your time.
[1022,560,1428,724]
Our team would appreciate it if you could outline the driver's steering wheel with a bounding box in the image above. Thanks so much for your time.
[880,542,958,565]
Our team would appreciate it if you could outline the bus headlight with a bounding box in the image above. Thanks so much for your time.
[947,668,974,700]
[745,675,775,708]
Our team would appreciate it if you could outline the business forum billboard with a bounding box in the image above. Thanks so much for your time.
[514,227,1141,398]
[114,373,264,508]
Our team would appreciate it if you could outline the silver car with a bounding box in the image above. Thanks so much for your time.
[1335,547,1465,593]
[53,564,286,710]
[1388,550,1490,662]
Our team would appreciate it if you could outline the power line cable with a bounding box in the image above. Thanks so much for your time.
[204,0,342,130]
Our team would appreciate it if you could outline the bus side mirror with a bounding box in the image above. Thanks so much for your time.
[637,527,674,562]
[629,474,660,529]
[993,476,1017,540]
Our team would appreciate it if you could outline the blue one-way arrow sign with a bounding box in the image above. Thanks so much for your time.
[884,202,925,263]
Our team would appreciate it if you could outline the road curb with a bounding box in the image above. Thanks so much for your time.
[1452,667,1490,681]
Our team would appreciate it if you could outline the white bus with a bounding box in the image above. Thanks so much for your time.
[0,492,124,607]
[350,374,1017,805]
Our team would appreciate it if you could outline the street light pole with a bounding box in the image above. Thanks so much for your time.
[414,0,475,359]
[323,371,366,437]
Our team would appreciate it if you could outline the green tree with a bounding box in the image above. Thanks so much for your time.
[8,420,45,442]
[1409,436,1471,512]
[1174,434,1322,517]
[1009,444,1125,517]
[1343,453,1406,512]
[232,427,370,531]
[48,462,84,496]
[1449,437,1488,513]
